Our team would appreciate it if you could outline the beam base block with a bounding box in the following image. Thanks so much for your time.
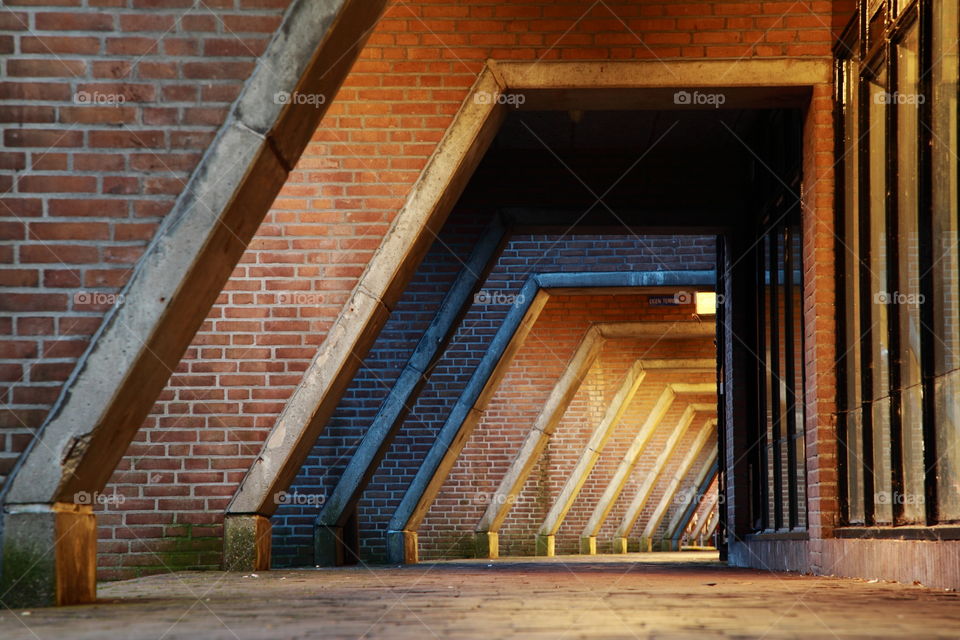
[386,530,418,564]
[612,537,628,554]
[579,536,597,555]
[474,531,499,559]
[222,514,271,572]
[1,503,96,607]
[535,534,555,557]
[639,536,653,553]
[314,525,345,567]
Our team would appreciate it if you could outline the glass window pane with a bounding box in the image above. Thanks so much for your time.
[932,0,960,522]
[848,409,866,524]
[842,56,866,524]
[872,397,894,523]
[896,23,925,522]
[868,71,893,524]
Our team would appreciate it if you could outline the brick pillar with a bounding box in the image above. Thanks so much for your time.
[801,83,840,572]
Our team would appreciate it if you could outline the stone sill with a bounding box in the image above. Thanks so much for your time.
[834,526,960,541]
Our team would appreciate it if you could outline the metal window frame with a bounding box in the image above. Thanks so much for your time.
[716,238,729,556]
[916,0,940,525]
[833,23,859,526]
[749,103,808,534]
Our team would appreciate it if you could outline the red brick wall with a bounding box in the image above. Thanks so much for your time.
[0,0,293,482]
[0,0,842,577]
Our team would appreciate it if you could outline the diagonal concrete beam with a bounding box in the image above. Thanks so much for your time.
[579,383,714,552]
[475,326,605,541]
[0,0,387,607]
[611,404,715,551]
[3,0,386,511]
[310,217,508,566]
[639,418,717,550]
[688,483,721,546]
[700,503,722,545]
[665,456,719,551]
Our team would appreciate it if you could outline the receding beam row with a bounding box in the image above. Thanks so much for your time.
[687,483,722,546]
[577,384,715,551]
[635,417,717,551]
[475,327,715,556]
[479,380,715,558]
[665,455,719,551]
[611,405,714,552]
[535,360,648,544]
[575,417,717,555]
[387,317,714,564]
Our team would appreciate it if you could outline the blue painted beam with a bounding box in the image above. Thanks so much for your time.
[386,275,543,540]
[536,270,714,290]
[314,216,508,545]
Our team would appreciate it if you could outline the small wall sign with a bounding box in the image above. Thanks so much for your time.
[648,295,680,306]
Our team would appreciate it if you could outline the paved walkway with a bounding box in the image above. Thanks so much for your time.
[2,552,958,639]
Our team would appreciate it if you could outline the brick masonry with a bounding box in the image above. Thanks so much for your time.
[0,0,844,580]
[0,0,295,483]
